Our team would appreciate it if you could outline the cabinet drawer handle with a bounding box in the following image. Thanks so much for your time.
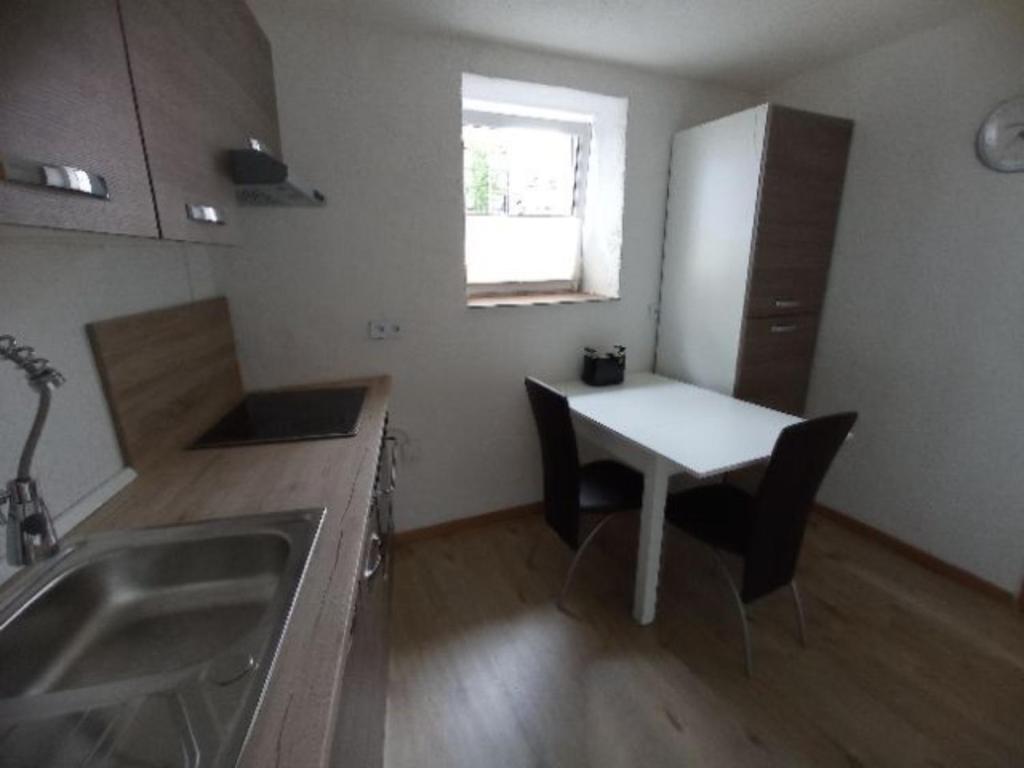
[0,153,110,200]
[363,532,384,580]
[384,434,399,494]
[770,324,799,334]
[186,203,226,225]
[774,299,801,309]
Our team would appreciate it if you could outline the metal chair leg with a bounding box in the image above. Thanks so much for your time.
[712,550,753,678]
[790,580,807,647]
[557,515,614,613]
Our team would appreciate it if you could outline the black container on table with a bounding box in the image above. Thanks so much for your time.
[581,346,625,386]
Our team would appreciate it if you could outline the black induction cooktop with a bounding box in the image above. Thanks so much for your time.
[192,387,367,449]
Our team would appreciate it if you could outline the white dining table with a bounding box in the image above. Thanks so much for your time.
[550,372,801,625]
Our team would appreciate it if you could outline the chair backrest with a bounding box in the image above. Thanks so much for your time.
[742,412,858,602]
[524,378,582,549]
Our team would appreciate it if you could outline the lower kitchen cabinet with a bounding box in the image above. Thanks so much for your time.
[331,508,391,767]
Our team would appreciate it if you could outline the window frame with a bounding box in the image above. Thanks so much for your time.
[462,107,593,298]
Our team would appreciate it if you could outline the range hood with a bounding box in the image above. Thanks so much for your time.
[229,139,326,207]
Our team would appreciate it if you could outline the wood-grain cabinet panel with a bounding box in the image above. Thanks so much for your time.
[331,496,390,768]
[118,0,280,244]
[87,297,244,470]
[746,263,829,318]
[735,314,819,415]
[752,106,853,273]
[0,0,158,236]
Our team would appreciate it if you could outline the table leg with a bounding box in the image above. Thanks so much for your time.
[634,456,670,624]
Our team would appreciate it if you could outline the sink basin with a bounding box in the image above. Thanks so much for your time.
[0,509,324,768]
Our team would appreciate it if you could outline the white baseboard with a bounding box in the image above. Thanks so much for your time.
[0,466,137,585]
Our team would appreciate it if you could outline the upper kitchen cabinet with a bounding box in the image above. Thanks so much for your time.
[0,0,159,237]
[657,104,853,416]
[118,0,281,244]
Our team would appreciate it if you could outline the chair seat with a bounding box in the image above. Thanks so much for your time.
[665,483,754,555]
[579,460,643,514]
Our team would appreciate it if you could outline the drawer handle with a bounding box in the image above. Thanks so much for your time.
[771,324,799,334]
[186,203,226,225]
[774,299,801,309]
[0,153,110,200]
[384,434,399,494]
[363,532,384,580]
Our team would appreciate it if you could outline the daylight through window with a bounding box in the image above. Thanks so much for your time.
[463,107,592,293]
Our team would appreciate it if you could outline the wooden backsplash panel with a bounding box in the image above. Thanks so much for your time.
[88,297,243,470]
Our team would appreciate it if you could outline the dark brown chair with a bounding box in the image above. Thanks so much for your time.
[524,377,643,610]
[665,412,857,676]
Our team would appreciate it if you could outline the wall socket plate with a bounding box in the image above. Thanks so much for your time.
[368,319,401,340]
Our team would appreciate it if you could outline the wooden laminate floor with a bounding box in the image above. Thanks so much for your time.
[384,514,1024,768]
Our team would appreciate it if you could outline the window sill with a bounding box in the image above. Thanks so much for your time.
[467,292,618,309]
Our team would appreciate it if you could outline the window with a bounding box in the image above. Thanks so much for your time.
[463,107,591,295]
[461,74,628,306]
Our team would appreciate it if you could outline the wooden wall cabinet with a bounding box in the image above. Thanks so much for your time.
[118,0,280,244]
[0,0,280,244]
[0,0,158,237]
[657,104,853,415]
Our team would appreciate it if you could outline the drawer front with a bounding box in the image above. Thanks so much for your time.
[746,263,829,318]
[735,314,820,415]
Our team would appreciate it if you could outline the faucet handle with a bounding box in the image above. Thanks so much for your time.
[4,478,60,566]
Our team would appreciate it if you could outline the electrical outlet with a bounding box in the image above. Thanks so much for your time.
[368,319,401,340]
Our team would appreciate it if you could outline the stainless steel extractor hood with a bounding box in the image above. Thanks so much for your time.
[229,139,326,207]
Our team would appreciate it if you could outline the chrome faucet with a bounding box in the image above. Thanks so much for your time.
[0,334,64,566]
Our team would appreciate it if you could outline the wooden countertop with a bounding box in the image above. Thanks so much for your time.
[74,375,391,768]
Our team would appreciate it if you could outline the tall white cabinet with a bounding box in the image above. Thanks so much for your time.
[656,104,854,415]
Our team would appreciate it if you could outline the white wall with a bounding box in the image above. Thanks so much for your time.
[768,8,1024,592]
[0,227,219,525]
[222,10,753,531]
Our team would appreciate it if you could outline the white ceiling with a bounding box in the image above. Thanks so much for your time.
[275,0,982,90]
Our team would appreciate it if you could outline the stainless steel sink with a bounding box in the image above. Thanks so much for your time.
[0,509,324,768]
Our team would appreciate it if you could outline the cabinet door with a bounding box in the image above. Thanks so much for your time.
[752,106,853,274]
[118,0,280,244]
[0,0,157,236]
[735,314,820,416]
[331,508,390,768]
[738,106,853,413]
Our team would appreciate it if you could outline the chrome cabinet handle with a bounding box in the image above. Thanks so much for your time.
[185,203,226,225]
[374,488,393,537]
[349,593,360,635]
[0,153,110,200]
[363,532,384,580]
[771,324,799,334]
[774,299,801,309]
[384,434,399,494]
